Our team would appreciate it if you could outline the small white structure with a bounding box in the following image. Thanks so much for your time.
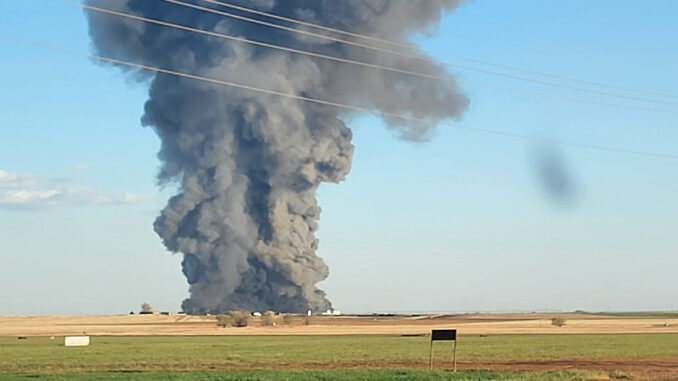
[252,312,262,317]
[307,309,312,316]
[64,336,90,347]
[321,309,342,316]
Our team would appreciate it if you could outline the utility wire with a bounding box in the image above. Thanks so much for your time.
[161,0,678,107]
[64,1,678,115]
[197,0,678,100]
[198,0,408,50]
[1,34,676,160]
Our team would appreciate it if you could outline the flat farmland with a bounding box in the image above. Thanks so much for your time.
[2,313,678,337]
[2,314,678,380]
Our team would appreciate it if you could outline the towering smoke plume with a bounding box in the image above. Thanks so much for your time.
[86,0,468,313]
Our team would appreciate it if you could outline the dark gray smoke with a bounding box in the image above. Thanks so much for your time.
[85,0,469,313]
[532,145,578,205]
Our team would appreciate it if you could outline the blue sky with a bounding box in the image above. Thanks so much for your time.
[0,0,676,315]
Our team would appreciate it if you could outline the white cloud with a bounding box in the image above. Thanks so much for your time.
[0,170,148,210]
[0,190,60,204]
[68,163,91,170]
[0,170,40,189]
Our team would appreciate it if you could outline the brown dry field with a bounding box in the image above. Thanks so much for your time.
[2,313,678,336]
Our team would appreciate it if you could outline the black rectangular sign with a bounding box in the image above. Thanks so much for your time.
[431,329,457,341]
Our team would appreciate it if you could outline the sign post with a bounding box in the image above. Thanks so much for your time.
[64,336,90,347]
[429,329,457,372]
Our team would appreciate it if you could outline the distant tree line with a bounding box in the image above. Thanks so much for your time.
[216,311,300,328]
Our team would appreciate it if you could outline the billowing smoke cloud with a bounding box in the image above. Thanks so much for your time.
[85,0,468,313]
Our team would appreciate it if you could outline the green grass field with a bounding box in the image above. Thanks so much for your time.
[0,369,597,381]
[1,334,676,379]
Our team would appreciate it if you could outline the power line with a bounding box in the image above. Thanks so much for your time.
[65,1,678,115]
[198,0,407,51]
[0,36,413,121]
[162,0,678,107]
[431,52,678,101]
[71,2,456,82]
[197,0,678,100]
[1,34,676,160]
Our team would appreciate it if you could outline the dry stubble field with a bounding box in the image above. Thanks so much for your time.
[2,312,678,337]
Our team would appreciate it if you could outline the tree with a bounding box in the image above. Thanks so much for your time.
[551,317,566,327]
[228,311,249,327]
[140,303,153,313]
[262,311,276,326]
[282,314,293,325]
[216,314,231,328]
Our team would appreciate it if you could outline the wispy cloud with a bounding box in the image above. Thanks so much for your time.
[68,162,91,171]
[0,170,147,210]
[0,170,41,189]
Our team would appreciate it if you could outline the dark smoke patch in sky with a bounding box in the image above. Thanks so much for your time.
[85,0,469,314]
[531,145,579,206]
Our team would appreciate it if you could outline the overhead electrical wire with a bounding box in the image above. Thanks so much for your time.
[1,34,676,160]
[159,0,678,108]
[198,0,409,50]
[196,0,678,100]
[59,0,678,115]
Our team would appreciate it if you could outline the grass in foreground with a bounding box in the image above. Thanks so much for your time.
[1,334,676,374]
[0,369,598,381]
